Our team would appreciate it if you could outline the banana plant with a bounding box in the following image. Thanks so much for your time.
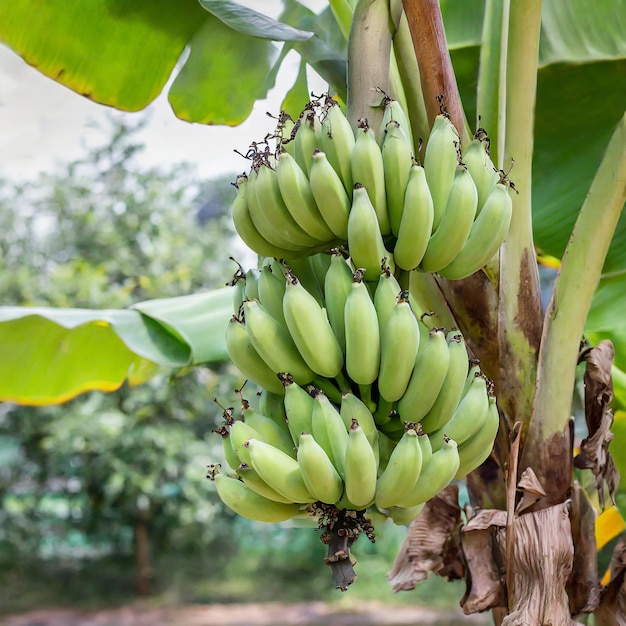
[1,0,626,621]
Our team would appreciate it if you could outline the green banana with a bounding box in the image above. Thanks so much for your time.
[351,118,390,235]
[417,425,433,470]
[258,388,288,428]
[454,395,500,479]
[344,269,381,385]
[276,110,297,159]
[309,149,351,239]
[420,165,478,273]
[375,426,423,509]
[393,164,434,271]
[311,390,350,475]
[297,432,345,504]
[310,252,332,291]
[254,161,323,249]
[324,251,355,352]
[244,269,260,302]
[239,398,295,459]
[344,418,378,507]
[387,503,424,526]
[396,328,450,424]
[380,96,414,152]
[294,107,321,176]
[227,258,247,315]
[377,291,421,403]
[242,300,314,386]
[396,435,460,508]
[419,331,469,433]
[230,419,263,466]
[462,137,499,214]
[423,114,460,230]
[428,372,490,452]
[382,120,414,236]
[437,182,513,280]
[276,151,337,242]
[347,184,394,280]
[247,166,310,253]
[236,463,295,504]
[231,174,300,259]
[213,472,302,522]
[225,315,286,395]
[279,373,315,446]
[257,264,287,326]
[373,259,402,338]
[282,257,326,307]
[213,413,240,471]
[340,392,378,447]
[320,99,355,194]
[246,438,315,503]
[282,270,344,378]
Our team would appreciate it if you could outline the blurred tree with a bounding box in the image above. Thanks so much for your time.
[0,117,245,598]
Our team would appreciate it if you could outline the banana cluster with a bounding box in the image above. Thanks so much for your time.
[217,252,500,527]
[231,94,513,281]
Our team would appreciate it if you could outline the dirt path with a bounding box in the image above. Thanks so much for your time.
[3,602,490,626]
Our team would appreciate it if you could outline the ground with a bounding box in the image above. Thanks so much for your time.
[3,602,490,626]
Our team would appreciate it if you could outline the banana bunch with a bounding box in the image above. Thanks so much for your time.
[220,254,500,521]
[230,93,513,282]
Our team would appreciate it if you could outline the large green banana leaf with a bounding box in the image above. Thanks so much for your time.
[0,0,625,405]
[0,289,232,405]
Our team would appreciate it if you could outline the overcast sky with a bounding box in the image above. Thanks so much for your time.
[0,1,327,184]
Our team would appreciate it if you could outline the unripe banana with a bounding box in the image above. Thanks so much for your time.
[244,269,260,302]
[297,432,345,504]
[309,149,351,239]
[344,269,381,386]
[276,151,337,242]
[397,328,450,424]
[282,257,326,308]
[347,184,394,280]
[242,300,314,386]
[382,120,414,236]
[462,138,499,213]
[454,395,500,479]
[340,392,378,447]
[380,96,414,152]
[324,251,355,352]
[373,260,402,338]
[240,400,296,459]
[294,107,322,175]
[320,99,355,193]
[230,420,262,465]
[424,114,460,230]
[282,271,344,378]
[428,373,490,452]
[225,315,286,395]
[437,182,513,280]
[236,463,295,504]
[344,419,378,507]
[378,292,421,403]
[396,435,460,508]
[276,110,297,159]
[227,258,247,315]
[351,119,390,235]
[420,165,478,273]
[393,164,435,271]
[311,390,349,475]
[417,425,433,470]
[419,331,469,433]
[279,373,315,446]
[246,438,315,503]
[231,174,299,259]
[254,161,323,249]
[257,264,287,326]
[247,166,310,253]
[310,252,332,291]
[213,415,241,471]
[375,427,423,509]
[387,503,425,526]
[213,472,302,522]
[258,388,288,428]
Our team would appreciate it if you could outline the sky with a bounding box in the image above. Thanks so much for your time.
[0,0,327,184]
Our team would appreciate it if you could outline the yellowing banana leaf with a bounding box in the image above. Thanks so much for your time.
[0,288,233,406]
[596,505,626,551]
[610,411,626,495]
